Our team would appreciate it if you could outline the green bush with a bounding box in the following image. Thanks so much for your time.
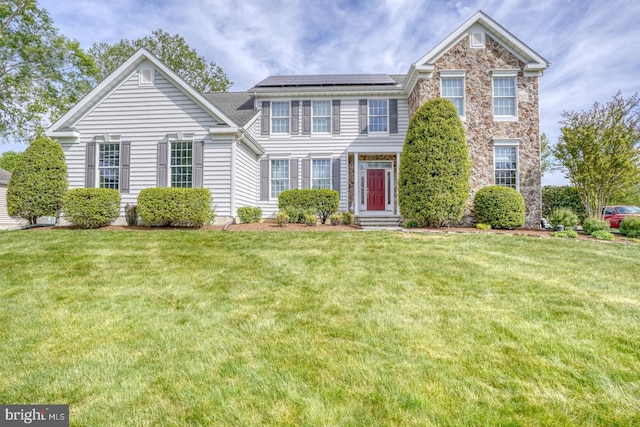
[553,230,578,238]
[399,98,470,227]
[7,136,68,224]
[125,203,137,226]
[137,188,214,228]
[278,189,339,224]
[237,206,262,223]
[275,211,289,227]
[542,186,587,222]
[62,188,120,229]
[476,223,491,230]
[591,230,615,241]
[304,213,318,226]
[329,213,343,225]
[342,211,354,226]
[403,219,419,228]
[473,186,525,229]
[582,217,610,235]
[619,216,640,238]
[549,208,579,229]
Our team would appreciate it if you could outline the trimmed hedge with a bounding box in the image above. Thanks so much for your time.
[62,188,121,229]
[473,186,525,229]
[619,216,640,238]
[137,188,214,228]
[237,206,262,223]
[542,186,586,222]
[278,189,339,224]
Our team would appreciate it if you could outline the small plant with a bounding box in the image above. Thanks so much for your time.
[552,230,578,239]
[582,217,609,235]
[125,203,138,226]
[237,206,262,223]
[342,211,354,225]
[329,213,343,225]
[275,211,289,227]
[549,208,579,229]
[591,230,615,241]
[403,219,419,228]
[304,213,318,226]
[619,216,640,238]
[476,223,491,230]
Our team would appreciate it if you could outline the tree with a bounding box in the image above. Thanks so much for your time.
[88,29,231,93]
[7,136,67,224]
[0,150,22,172]
[540,133,558,177]
[399,98,470,226]
[554,92,640,219]
[0,0,97,142]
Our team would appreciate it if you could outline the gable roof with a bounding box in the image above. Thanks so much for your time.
[202,92,259,127]
[47,48,240,137]
[0,167,10,184]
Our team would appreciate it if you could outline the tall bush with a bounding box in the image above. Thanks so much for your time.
[398,98,470,226]
[7,136,68,224]
[542,186,587,222]
[473,186,525,229]
[137,188,214,228]
[278,189,339,224]
[62,188,120,229]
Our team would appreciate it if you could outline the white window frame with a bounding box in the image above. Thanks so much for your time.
[368,99,388,133]
[493,139,519,190]
[312,100,331,134]
[270,159,289,199]
[170,141,193,188]
[470,31,486,49]
[492,70,518,122]
[311,158,331,189]
[440,70,465,119]
[139,68,154,86]
[271,101,290,134]
[98,142,120,189]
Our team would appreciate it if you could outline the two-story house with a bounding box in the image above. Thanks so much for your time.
[47,11,549,228]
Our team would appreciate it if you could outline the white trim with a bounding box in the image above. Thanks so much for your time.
[311,100,331,134]
[367,99,389,134]
[139,67,154,86]
[470,31,485,49]
[270,101,291,135]
[440,74,466,118]
[492,73,518,121]
[492,140,520,190]
[492,69,518,77]
[269,158,290,200]
[493,138,520,146]
[440,70,466,78]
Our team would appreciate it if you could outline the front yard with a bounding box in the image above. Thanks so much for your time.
[0,230,638,426]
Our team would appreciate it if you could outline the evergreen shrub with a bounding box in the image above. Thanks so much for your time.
[62,188,120,229]
[137,188,214,228]
[473,186,525,229]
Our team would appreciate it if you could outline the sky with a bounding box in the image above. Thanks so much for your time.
[5,0,640,185]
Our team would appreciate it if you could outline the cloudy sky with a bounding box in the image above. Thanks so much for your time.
[7,0,640,185]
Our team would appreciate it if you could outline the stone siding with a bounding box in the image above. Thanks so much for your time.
[408,35,542,228]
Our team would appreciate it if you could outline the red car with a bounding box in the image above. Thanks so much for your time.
[603,205,640,228]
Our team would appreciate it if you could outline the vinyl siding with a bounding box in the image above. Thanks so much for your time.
[0,184,25,229]
[235,141,258,209]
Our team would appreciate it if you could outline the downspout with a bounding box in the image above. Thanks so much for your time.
[230,135,238,223]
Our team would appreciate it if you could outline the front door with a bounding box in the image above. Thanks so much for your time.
[367,169,385,211]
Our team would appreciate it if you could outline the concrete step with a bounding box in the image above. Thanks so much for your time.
[356,216,403,228]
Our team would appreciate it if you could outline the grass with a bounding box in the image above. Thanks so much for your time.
[0,229,639,426]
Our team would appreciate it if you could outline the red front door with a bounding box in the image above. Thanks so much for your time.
[367,169,385,211]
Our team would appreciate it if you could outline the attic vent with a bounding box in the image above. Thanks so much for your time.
[139,68,154,86]
[470,31,485,49]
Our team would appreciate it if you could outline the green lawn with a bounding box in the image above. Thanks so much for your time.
[1,229,639,426]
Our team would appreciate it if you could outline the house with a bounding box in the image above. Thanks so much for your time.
[47,11,549,228]
[0,167,25,229]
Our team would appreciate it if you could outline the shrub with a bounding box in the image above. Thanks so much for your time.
[542,186,587,223]
[275,211,289,227]
[342,211,354,226]
[304,213,318,226]
[137,188,214,228]
[582,217,610,235]
[403,219,419,228]
[125,203,138,226]
[62,188,120,229]
[473,186,525,229]
[476,223,491,230]
[7,136,68,224]
[278,189,339,224]
[329,213,343,225]
[399,98,470,227]
[619,216,640,238]
[237,206,262,223]
[591,230,615,241]
[549,208,579,229]
[553,230,578,238]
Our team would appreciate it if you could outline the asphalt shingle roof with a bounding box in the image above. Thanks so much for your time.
[203,92,258,127]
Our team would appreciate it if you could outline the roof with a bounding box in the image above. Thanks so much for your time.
[0,167,10,184]
[253,74,398,88]
[202,92,258,127]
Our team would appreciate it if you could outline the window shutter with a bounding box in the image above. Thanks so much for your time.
[302,100,311,135]
[260,158,269,200]
[289,158,298,190]
[332,158,341,191]
[332,100,340,134]
[261,101,270,135]
[359,99,368,134]
[85,142,96,188]
[157,142,167,187]
[291,101,299,135]
[120,141,131,193]
[301,158,311,189]
[194,140,204,188]
[389,99,398,134]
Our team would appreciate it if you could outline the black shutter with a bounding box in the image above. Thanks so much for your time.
[332,158,341,191]
[157,142,167,187]
[389,99,398,134]
[261,101,270,135]
[301,158,311,189]
[359,99,368,134]
[332,100,340,134]
[85,142,96,188]
[120,141,130,193]
[193,140,204,188]
[260,158,269,200]
[302,100,311,135]
[291,101,299,135]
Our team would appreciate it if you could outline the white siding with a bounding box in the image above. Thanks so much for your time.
[234,141,258,210]
[0,184,25,229]
[203,140,232,216]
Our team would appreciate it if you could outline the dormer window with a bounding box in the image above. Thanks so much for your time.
[139,68,154,86]
[470,31,485,49]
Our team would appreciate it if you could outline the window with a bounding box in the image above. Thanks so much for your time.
[493,74,517,118]
[312,159,331,189]
[98,143,120,189]
[442,77,465,116]
[494,144,518,188]
[171,141,193,188]
[368,100,388,132]
[271,159,289,198]
[271,102,290,134]
[312,101,331,133]
[470,31,485,49]
[139,68,154,86]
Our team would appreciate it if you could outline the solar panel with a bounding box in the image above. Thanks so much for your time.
[254,74,398,87]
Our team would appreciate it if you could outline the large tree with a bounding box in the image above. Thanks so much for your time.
[0,0,97,142]
[540,133,558,178]
[88,29,231,93]
[554,92,640,219]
